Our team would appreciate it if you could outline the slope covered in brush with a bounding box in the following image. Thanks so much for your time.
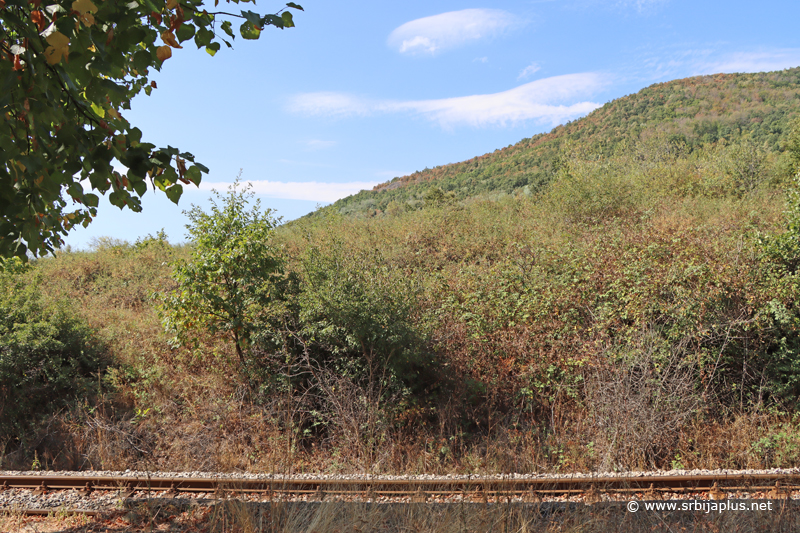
[329,68,800,217]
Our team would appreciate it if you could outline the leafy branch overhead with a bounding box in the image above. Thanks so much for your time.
[0,0,302,258]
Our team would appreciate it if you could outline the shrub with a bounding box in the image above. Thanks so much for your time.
[160,179,290,372]
[0,258,103,444]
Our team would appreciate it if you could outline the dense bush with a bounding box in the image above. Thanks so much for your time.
[0,258,103,445]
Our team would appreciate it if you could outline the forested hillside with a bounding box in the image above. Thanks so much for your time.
[2,68,800,475]
[331,68,800,217]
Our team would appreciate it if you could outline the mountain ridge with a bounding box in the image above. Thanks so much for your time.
[325,67,800,217]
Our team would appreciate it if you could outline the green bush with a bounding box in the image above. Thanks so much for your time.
[0,258,103,443]
[160,180,292,380]
[298,242,434,391]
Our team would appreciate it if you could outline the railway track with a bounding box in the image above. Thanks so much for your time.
[2,471,800,516]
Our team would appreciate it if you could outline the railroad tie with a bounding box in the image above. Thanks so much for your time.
[584,485,602,505]
[119,482,135,499]
[644,483,660,500]
[768,482,789,500]
[79,482,94,496]
[526,487,542,503]
[411,488,428,503]
[708,483,725,500]
[32,481,49,495]
[312,486,325,501]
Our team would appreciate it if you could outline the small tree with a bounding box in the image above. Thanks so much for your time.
[161,178,286,366]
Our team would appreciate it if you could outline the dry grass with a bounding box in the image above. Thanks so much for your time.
[5,499,800,533]
[3,151,800,477]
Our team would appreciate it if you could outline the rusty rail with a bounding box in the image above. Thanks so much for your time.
[2,472,799,496]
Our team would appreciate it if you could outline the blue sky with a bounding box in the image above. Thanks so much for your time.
[64,0,800,249]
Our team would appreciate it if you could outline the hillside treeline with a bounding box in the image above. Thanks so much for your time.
[3,86,800,475]
[331,68,800,218]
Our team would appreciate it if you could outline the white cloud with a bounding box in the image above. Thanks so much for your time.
[387,9,522,55]
[518,62,541,80]
[288,73,608,129]
[474,56,489,63]
[198,180,379,203]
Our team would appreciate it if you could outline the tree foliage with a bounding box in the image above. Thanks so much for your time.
[160,179,287,366]
[0,0,302,258]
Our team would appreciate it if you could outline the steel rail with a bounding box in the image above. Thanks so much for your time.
[3,473,800,518]
[2,472,800,495]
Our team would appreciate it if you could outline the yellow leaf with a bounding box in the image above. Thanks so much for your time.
[107,107,120,120]
[166,0,178,8]
[156,45,172,61]
[72,0,96,25]
[44,31,69,64]
[161,30,182,49]
[72,0,97,15]
[90,102,105,118]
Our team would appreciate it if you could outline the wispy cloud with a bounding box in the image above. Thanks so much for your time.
[617,0,668,11]
[277,159,335,168]
[474,56,489,63]
[518,62,541,80]
[303,139,337,150]
[638,47,800,81]
[288,73,608,129]
[288,92,373,118]
[576,0,668,14]
[374,170,412,179]
[198,180,379,203]
[387,9,522,55]
[699,49,800,75]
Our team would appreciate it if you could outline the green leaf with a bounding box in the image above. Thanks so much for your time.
[108,190,126,208]
[84,194,100,208]
[132,180,148,196]
[221,20,235,39]
[194,27,215,48]
[185,165,203,186]
[262,14,283,28]
[286,2,303,10]
[240,21,261,40]
[176,23,196,43]
[206,42,220,56]
[280,11,294,28]
[240,10,262,26]
[165,183,184,204]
